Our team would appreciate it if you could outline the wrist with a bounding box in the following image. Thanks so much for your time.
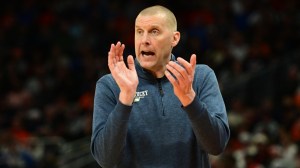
[180,91,196,107]
[119,91,136,106]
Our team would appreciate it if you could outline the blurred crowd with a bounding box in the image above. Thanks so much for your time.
[0,0,299,167]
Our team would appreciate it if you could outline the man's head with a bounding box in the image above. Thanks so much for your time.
[135,5,180,78]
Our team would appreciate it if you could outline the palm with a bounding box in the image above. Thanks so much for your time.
[110,60,138,90]
[165,54,197,106]
[108,42,138,95]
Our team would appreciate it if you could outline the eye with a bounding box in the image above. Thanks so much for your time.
[151,29,159,35]
[136,29,143,35]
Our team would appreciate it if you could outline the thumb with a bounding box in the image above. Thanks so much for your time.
[127,55,135,70]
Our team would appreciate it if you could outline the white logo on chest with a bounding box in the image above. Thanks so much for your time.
[133,90,148,102]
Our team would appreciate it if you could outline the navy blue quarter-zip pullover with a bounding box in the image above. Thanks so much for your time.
[91,55,230,168]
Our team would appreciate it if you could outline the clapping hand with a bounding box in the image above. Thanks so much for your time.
[108,42,138,105]
[165,54,197,106]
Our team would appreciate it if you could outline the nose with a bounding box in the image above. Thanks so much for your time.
[141,33,150,45]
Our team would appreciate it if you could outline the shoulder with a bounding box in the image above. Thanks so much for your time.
[95,74,120,97]
[193,64,219,87]
[96,74,117,89]
[195,64,213,72]
[195,64,215,79]
[193,64,220,93]
[97,74,114,84]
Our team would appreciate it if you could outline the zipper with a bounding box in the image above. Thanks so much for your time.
[157,79,165,116]
[158,80,164,96]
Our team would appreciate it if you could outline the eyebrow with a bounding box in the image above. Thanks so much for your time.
[135,25,161,30]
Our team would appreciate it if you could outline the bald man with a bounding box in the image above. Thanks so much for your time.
[91,5,230,168]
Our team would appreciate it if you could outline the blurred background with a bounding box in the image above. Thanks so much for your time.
[0,0,299,167]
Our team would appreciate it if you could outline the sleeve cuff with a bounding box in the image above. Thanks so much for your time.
[112,100,132,121]
[182,97,207,121]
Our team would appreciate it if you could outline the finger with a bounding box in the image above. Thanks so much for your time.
[115,42,124,62]
[190,54,197,70]
[165,70,179,87]
[127,55,135,71]
[108,44,116,67]
[119,44,125,62]
[166,64,184,85]
[188,54,197,77]
[167,61,188,80]
[176,57,193,75]
[115,42,121,61]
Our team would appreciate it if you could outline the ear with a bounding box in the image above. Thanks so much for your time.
[171,31,180,47]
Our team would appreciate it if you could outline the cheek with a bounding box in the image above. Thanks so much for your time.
[134,38,139,47]
[159,40,172,54]
[159,37,172,48]
[134,40,140,55]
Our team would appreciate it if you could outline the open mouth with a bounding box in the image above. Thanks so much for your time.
[141,51,155,56]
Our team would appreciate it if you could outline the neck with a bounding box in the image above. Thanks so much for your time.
[151,69,166,78]
[142,65,166,78]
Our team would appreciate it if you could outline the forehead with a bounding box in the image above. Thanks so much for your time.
[135,13,168,29]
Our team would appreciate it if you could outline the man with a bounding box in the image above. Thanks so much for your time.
[91,5,230,168]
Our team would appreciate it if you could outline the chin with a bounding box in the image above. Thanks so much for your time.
[140,63,152,69]
[139,62,154,70]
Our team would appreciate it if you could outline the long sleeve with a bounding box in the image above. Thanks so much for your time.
[183,65,230,155]
[90,75,131,168]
